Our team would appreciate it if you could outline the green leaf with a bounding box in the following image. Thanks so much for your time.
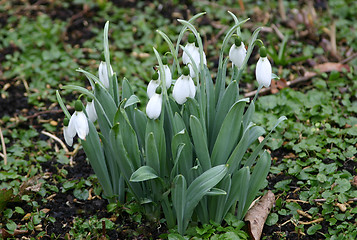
[185,165,228,231]
[307,224,322,235]
[242,151,271,218]
[266,213,279,226]
[146,132,161,176]
[130,166,159,182]
[124,95,140,109]
[190,115,211,171]
[211,99,248,166]
[229,167,250,220]
[172,175,187,235]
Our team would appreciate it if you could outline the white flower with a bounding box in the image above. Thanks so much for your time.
[229,41,246,68]
[86,101,97,122]
[68,111,89,140]
[182,43,207,78]
[98,61,114,89]
[255,56,272,87]
[158,65,172,89]
[172,68,196,105]
[146,93,162,120]
[63,124,75,147]
[147,72,160,99]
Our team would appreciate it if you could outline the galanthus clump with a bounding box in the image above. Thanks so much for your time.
[255,46,272,87]
[172,66,196,104]
[147,72,160,99]
[159,56,172,89]
[85,98,97,122]
[229,36,246,68]
[146,87,163,120]
[98,61,114,89]
[182,33,207,78]
[65,100,89,146]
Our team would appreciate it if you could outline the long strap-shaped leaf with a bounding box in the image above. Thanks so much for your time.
[211,99,249,166]
[172,175,187,235]
[82,120,114,201]
[184,164,228,232]
[229,167,250,220]
[244,116,287,168]
[190,115,211,171]
[241,151,271,218]
[210,80,239,150]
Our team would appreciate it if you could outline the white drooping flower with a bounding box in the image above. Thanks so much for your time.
[172,66,196,105]
[147,72,160,99]
[98,61,114,89]
[65,101,89,146]
[146,92,162,120]
[158,58,172,89]
[229,37,246,68]
[63,118,75,147]
[255,47,272,88]
[182,33,207,78]
[85,100,97,122]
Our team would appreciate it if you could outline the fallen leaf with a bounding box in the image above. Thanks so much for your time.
[245,190,275,240]
[314,62,349,73]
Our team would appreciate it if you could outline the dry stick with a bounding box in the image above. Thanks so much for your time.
[299,218,324,225]
[278,0,287,22]
[0,127,7,165]
[244,74,316,98]
[313,198,357,203]
[41,130,69,154]
[330,21,337,57]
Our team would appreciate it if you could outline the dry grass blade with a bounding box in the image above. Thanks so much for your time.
[0,127,7,165]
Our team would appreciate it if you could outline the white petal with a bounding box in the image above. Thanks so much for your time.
[147,80,160,99]
[98,62,113,89]
[146,94,162,120]
[182,43,196,64]
[229,42,246,68]
[255,57,272,87]
[67,115,77,138]
[172,75,194,105]
[63,126,74,147]
[86,101,97,122]
[163,65,172,88]
[188,77,196,99]
[74,111,89,140]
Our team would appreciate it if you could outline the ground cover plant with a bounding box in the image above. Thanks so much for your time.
[0,0,356,239]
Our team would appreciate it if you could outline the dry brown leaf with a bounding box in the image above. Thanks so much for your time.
[314,62,349,73]
[244,190,275,240]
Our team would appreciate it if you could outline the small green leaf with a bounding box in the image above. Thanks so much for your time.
[130,166,159,182]
[266,213,279,226]
[124,95,140,108]
[307,224,322,235]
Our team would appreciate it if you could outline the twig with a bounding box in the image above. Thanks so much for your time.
[0,127,7,165]
[313,198,357,203]
[41,130,69,154]
[297,209,312,219]
[271,24,285,41]
[244,74,316,98]
[298,218,324,225]
[278,0,287,22]
[286,199,309,204]
[26,109,65,119]
[341,52,357,64]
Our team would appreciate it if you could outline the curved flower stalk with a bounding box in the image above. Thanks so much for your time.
[86,98,97,122]
[172,66,196,104]
[98,61,113,89]
[147,72,160,99]
[229,36,246,69]
[65,100,89,146]
[255,46,272,88]
[182,33,207,78]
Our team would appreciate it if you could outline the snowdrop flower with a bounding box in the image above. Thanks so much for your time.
[146,87,162,120]
[182,33,207,78]
[85,98,97,122]
[147,72,160,99]
[98,61,114,89]
[66,100,89,146]
[158,57,172,89]
[229,36,246,68]
[255,46,272,88]
[63,118,75,147]
[172,66,196,105]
